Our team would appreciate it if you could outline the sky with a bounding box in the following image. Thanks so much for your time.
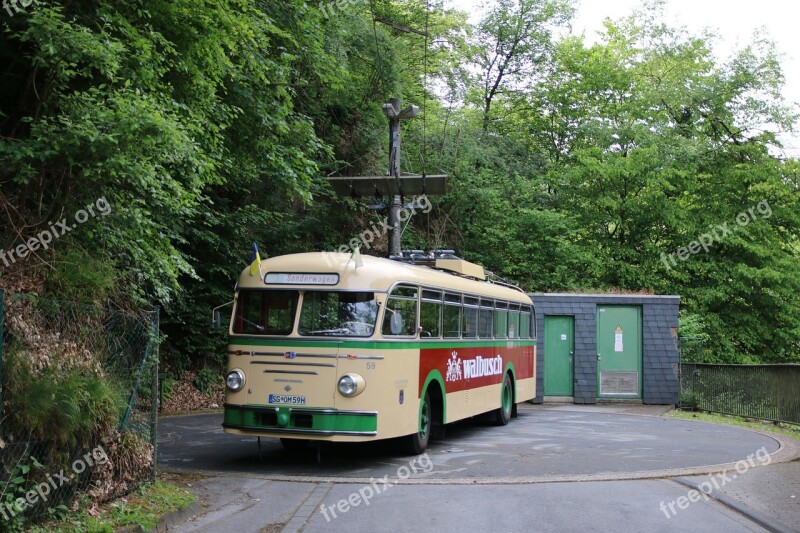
[444,0,799,155]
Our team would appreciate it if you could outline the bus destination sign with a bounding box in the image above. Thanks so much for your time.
[265,273,340,285]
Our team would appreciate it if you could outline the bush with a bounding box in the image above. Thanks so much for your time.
[4,351,125,449]
[44,247,117,304]
[193,368,220,395]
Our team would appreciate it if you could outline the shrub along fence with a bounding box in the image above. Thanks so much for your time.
[679,363,800,425]
[0,290,159,528]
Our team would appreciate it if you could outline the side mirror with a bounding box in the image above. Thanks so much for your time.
[212,300,234,329]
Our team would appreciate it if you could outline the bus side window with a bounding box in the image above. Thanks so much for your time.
[520,308,531,339]
[463,296,479,339]
[443,293,461,338]
[382,286,419,337]
[494,301,508,339]
[479,299,493,338]
[508,304,520,339]
[420,290,442,338]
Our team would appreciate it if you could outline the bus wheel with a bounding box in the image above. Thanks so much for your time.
[281,438,310,453]
[493,374,513,426]
[404,391,431,454]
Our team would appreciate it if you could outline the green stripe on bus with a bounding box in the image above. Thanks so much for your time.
[224,405,377,433]
[229,338,537,350]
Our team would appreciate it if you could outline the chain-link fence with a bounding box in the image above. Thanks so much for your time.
[0,290,159,528]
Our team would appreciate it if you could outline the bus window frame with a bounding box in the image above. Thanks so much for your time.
[232,289,299,336]
[478,298,494,339]
[462,295,479,339]
[420,289,443,338]
[443,292,462,339]
[530,306,537,338]
[297,289,380,338]
[494,300,509,339]
[520,304,533,339]
[508,302,521,339]
[382,284,420,338]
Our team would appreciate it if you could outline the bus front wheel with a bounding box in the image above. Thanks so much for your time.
[404,390,431,454]
[493,373,513,426]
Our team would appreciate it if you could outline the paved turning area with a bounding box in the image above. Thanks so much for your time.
[158,405,800,532]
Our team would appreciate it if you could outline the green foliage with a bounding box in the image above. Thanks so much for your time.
[193,368,221,395]
[44,247,117,303]
[5,353,125,449]
[1,0,798,366]
[0,456,45,531]
[160,374,177,402]
[28,480,195,533]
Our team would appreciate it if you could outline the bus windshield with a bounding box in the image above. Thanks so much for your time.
[233,290,298,335]
[299,291,379,337]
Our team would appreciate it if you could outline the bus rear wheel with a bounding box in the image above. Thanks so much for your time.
[493,373,513,426]
[404,390,431,454]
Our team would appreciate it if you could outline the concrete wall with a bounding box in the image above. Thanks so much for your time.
[530,294,680,405]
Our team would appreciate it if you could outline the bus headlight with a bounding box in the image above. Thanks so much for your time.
[337,373,366,397]
[226,369,246,392]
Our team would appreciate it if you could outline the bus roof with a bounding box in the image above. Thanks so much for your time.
[237,252,530,304]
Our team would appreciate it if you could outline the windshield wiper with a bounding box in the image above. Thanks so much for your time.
[240,317,264,332]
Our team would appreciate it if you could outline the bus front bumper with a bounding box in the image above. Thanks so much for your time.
[222,404,378,437]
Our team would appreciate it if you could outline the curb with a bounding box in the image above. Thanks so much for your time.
[673,477,795,533]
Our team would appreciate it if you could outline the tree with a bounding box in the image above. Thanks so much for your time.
[470,0,573,132]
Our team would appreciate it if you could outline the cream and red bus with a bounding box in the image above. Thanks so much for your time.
[221,250,536,454]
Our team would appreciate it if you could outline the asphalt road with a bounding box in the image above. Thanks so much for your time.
[157,405,797,532]
[158,406,780,480]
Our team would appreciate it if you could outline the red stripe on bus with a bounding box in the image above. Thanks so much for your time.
[419,344,535,395]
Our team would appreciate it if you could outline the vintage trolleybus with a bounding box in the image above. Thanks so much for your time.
[221,250,536,453]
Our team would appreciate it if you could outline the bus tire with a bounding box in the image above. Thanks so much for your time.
[281,438,310,453]
[404,390,432,454]
[493,373,513,426]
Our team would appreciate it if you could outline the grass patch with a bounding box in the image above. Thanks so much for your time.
[668,409,800,441]
[30,479,196,532]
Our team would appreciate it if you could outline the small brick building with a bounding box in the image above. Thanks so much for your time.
[530,293,680,405]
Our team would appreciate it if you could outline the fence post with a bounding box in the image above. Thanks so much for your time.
[150,306,160,482]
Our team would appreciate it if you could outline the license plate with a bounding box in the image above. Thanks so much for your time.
[268,394,306,405]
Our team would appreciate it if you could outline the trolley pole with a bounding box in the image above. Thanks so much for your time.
[326,98,445,257]
[382,98,419,257]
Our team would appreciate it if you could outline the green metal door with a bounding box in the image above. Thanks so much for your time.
[596,306,641,398]
[544,316,574,396]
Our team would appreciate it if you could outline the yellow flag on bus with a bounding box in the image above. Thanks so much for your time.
[249,243,262,277]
